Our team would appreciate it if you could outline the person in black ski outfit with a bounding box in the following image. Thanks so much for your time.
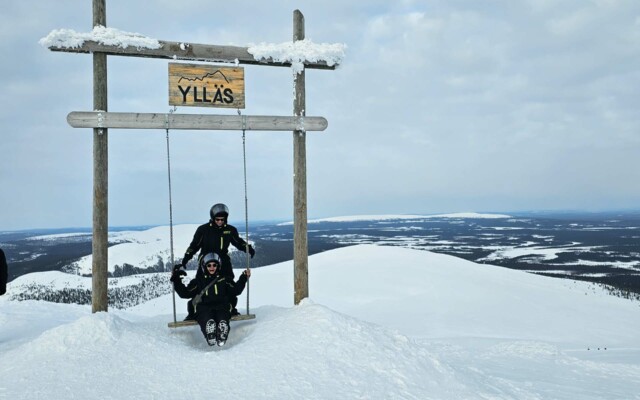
[171,252,250,346]
[0,248,7,296]
[178,203,255,318]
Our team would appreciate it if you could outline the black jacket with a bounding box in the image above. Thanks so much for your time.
[0,249,6,296]
[172,269,247,313]
[182,220,251,266]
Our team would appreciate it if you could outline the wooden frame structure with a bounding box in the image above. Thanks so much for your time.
[45,1,339,311]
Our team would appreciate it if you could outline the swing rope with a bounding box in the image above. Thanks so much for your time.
[239,109,251,315]
[166,107,177,324]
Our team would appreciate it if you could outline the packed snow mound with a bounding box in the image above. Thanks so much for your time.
[28,312,133,349]
[2,244,640,399]
[217,301,471,398]
[1,301,472,399]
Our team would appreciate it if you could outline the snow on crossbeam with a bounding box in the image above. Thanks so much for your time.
[67,111,328,131]
[40,26,343,70]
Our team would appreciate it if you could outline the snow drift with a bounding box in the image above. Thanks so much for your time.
[1,245,639,399]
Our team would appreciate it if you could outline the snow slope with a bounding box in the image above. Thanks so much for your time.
[1,245,639,399]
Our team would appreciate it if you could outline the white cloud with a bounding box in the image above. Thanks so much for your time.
[2,0,640,229]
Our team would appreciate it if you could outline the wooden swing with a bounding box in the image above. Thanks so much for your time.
[165,109,256,328]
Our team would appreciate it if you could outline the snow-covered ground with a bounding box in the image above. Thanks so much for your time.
[1,245,639,399]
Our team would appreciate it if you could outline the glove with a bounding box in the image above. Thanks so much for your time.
[173,264,184,273]
[248,245,255,258]
[240,269,251,283]
[170,265,187,283]
[170,270,187,283]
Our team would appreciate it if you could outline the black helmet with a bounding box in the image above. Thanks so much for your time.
[200,252,222,275]
[210,203,229,220]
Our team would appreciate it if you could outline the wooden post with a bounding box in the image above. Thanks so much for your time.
[92,0,109,313]
[293,9,308,305]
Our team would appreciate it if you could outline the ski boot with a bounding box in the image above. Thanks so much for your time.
[217,320,230,347]
[205,319,217,346]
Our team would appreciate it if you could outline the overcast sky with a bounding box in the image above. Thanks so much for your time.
[2,0,639,230]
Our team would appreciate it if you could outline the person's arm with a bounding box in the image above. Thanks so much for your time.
[229,269,250,296]
[182,225,204,266]
[171,270,198,299]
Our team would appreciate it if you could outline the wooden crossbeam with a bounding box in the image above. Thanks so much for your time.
[67,111,328,131]
[48,40,337,70]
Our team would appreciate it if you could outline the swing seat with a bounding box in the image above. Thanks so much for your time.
[168,313,256,328]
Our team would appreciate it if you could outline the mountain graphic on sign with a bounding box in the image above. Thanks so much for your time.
[178,70,230,84]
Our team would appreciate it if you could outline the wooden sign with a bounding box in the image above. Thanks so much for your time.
[169,63,245,109]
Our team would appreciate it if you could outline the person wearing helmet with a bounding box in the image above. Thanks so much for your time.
[178,203,256,318]
[171,252,251,346]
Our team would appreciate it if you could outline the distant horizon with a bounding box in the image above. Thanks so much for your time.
[3,208,640,233]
